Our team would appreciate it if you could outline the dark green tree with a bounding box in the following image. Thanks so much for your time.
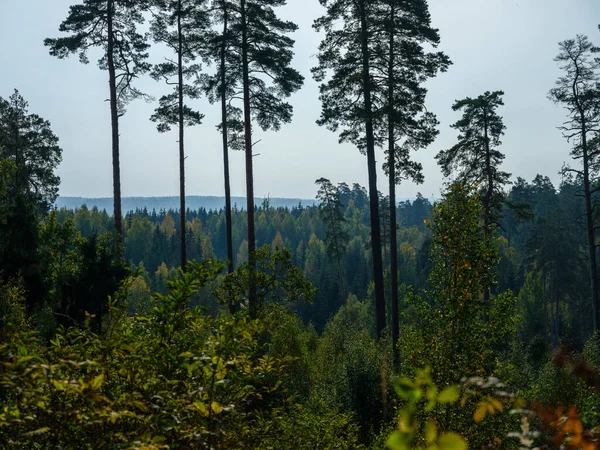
[312,0,387,337]
[315,177,349,304]
[0,92,63,311]
[149,0,209,270]
[0,90,63,213]
[436,91,509,235]
[373,0,450,362]
[202,0,244,283]
[220,0,304,317]
[548,35,600,332]
[45,0,151,256]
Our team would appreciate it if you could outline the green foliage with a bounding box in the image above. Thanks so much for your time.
[436,91,510,228]
[404,183,516,385]
[0,259,362,449]
[45,0,151,113]
[387,368,466,450]
[0,90,62,213]
[214,245,316,316]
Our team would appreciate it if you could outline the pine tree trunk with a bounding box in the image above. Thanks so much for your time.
[388,1,399,368]
[582,125,599,332]
[483,112,492,305]
[221,5,237,314]
[359,0,386,339]
[220,5,234,278]
[241,0,258,317]
[107,0,123,260]
[177,0,187,270]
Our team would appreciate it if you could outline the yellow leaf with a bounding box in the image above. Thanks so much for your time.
[474,403,487,423]
[437,432,467,450]
[90,373,104,390]
[425,419,437,444]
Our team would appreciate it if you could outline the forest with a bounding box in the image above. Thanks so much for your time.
[1,0,600,448]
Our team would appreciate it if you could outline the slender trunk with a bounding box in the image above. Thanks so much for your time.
[553,276,559,347]
[542,269,548,341]
[177,0,186,270]
[326,196,346,303]
[241,0,258,317]
[388,2,399,369]
[483,113,492,305]
[359,0,386,339]
[220,6,234,277]
[582,126,599,332]
[107,0,123,259]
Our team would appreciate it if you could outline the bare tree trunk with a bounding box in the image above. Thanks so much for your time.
[359,0,386,339]
[387,1,399,369]
[220,5,234,277]
[177,0,187,270]
[241,0,258,317]
[107,0,123,260]
[483,112,492,306]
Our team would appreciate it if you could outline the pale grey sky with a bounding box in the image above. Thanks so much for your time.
[1,0,599,200]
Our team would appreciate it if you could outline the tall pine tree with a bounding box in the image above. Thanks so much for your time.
[549,35,600,332]
[372,0,450,360]
[45,0,151,257]
[149,0,210,270]
[313,0,387,337]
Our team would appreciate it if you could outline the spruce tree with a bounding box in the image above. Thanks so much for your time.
[548,35,600,332]
[45,0,151,257]
[316,177,350,305]
[149,0,209,270]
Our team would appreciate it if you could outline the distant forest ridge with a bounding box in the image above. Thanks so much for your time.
[55,194,423,213]
[55,196,318,212]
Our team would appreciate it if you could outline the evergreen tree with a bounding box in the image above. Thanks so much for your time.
[548,35,600,332]
[212,0,304,317]
[149,0,210,270]
[0,92,63,311]
[371,0,449,363]
[313,0,386,337]
[45,0,151,257]
[316,178,349,304]
[0,90,63,213]
[436,91,509,235]
[203,0,244,282]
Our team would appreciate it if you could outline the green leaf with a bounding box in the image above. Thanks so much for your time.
[393,378,422,402]
[437,432,467,450]
[386,431,411,450]
[437,386,460,403]
[425,419,437,444]
[90,373,104,390]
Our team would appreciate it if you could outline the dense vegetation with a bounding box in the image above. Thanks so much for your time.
[2,0,600,448]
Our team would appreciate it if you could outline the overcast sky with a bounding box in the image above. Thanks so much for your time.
[1,0,599,201]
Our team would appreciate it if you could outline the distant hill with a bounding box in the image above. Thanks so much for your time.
[55,196,316,213]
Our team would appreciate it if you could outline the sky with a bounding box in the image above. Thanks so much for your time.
[1,0,599,201]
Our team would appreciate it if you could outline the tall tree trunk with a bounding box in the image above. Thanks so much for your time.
[241,0,258,317]
[359,0,386,339]
[107,0,123,259]
[177,0,187,270]
[220,5,237,314]
[387,2,399,368]
[483,113,492,305]
[582,125,599,332]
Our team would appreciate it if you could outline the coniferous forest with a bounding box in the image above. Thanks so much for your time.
[2,1,600,449]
